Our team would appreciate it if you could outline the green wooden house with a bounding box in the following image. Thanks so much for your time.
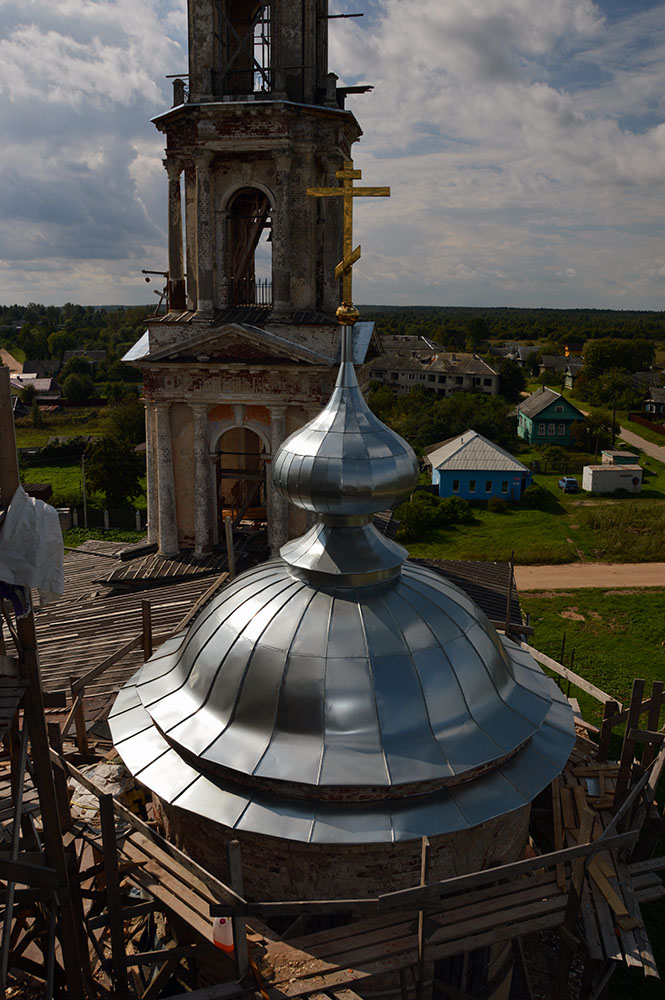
[516,387,584,445]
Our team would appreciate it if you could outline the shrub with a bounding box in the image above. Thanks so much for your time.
[521,484,548,509]
[395,492,474,541]
[487,496,507,513]
[439,496,473,524]
[62,372,94,404]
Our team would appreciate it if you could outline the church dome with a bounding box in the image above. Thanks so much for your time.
[272,327,419,517]
[109,325,575,844]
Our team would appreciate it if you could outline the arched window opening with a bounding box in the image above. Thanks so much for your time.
[227,188,272,306]
[216,2,272,97]
[216,427,267,533]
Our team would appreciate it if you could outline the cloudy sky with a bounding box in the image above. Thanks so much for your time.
[1,0,665,309]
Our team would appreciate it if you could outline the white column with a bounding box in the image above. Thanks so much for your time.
[154,403,179,557]
[145,402,158,543]
[164,157,186,311]
[192,403,213,557]
[267,406,289,557]
[195,152,214,315]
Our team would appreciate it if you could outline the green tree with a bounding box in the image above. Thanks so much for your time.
[85,437,145,508]
[496,359,526,402]
[30,398,44,428]
[62,372,94,404]
[47,329,75,360]
[20,383,36,405]
[60,355,92,380]
[104,397,146,446]
[583,338,655,378]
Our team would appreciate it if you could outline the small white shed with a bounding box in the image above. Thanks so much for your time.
[582,464,643,493]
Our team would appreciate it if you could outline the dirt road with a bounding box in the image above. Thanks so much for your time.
[515,562,665,590]
[617,426,665,463]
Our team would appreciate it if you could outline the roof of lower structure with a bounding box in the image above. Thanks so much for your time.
[517,386,583,419]
[123,320,376,367]
[425,430,530,473]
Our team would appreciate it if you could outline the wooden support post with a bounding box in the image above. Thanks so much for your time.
[0,366,86,1000]
[47,723,71,834]
[550,807,594,1000]
[598,700,619,762]
[69,677,89,755]
[642,680,664,769]
[504,551,514,634]
[551,776,566,891]
[614,678,645,811]
[224,516,236,579]
[99,794,129,996]
[416,836,431,1000]
[142,600,153,661]
[226,840,249,976]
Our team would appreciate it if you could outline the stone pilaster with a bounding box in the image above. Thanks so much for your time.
[184,164,198,309]
[192,403,213,558]
[154,403,179,557]
[271,153,292,318]
[267,406,289,557]
[145,402,158,544]
[195,152,214,316]
[164,157,186,311]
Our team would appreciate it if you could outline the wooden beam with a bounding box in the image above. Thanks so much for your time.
[142,600,153,661]
[211,832,639,918]
[72,633,143,694]
[100,794,129,996]
[416,836,430,1000]
[49,749,246,911]
[519,642,617,706]
[0,367,86,1000]
[173,572,229,635]
[227,840,249,976]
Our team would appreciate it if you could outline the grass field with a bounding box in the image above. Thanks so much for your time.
[15,408,108,448]
[521,588,665,723]
[405,468,665,564]
[523,588,665,1000]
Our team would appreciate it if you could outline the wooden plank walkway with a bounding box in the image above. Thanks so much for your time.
[3,542,225,726]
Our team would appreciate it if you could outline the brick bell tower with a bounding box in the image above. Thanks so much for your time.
[127,1,379,562]
[163,0,361,318]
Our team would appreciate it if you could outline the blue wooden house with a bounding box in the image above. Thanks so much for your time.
[425,430,532,502]
[516,387,584,445]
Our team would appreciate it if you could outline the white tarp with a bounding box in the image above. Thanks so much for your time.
[0,485,64,605]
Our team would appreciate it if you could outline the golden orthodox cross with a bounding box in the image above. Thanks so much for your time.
[307,159,390,322]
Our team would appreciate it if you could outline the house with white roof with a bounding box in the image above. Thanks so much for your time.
[425,430,532,502]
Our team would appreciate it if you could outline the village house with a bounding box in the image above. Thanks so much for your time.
[368,351,499,397]
[425,429,532,501]
[516,386,584,445]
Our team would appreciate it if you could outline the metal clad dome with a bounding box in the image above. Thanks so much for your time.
[109,324,575,844]
[272,328,419,516]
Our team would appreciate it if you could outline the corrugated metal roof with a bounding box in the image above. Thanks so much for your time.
[517,387,562,418]
[426,430,529,473]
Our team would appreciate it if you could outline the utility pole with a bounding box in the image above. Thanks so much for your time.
[612,395,617,449]
[81,453,88,529]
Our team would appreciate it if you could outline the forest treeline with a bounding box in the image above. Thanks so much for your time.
[0,302,151,362]
[361,305,665,348]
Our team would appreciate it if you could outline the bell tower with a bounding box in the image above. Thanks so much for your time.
[156,0,361,320]
[129,1,381,564]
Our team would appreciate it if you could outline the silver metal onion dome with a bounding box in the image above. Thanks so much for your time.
[273,325,419,587]
[272,326,419,518]
[109,323,575,845]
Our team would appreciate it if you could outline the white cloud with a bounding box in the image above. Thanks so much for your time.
[1,0,665,307]
[329,0,665,307]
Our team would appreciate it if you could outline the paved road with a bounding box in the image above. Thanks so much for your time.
[617,426,665,463]
[515,562,665,590]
